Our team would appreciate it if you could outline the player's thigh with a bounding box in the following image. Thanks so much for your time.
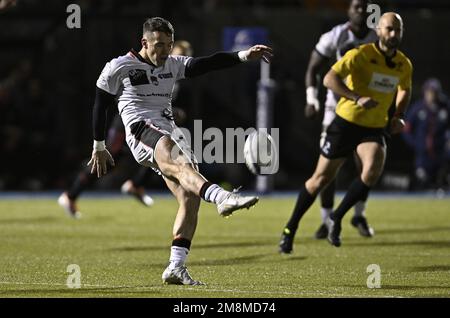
[352,151,363,172]
[312,155,346,181]
[154,137,188,171]
[155,134,199,174]
[356,142,386,174]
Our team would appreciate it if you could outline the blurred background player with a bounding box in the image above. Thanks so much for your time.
[58,115,154,219]
[280,12,412,252]
[58,40,194,219]
[0,0,16,10]
[303,0,377,239]
[403,78,450,191]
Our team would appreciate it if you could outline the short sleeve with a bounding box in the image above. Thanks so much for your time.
[96,59,122,95]
[315,27,338,58]
[398,58,413,91]
[331,48,360,78]
[170,55,193,80]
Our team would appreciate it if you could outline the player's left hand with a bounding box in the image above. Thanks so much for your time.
[243,45,273,63]
[390,117,405,134]
[87,149,115,178]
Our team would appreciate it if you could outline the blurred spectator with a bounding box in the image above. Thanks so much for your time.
[403,78,450,190]
[0,59,61,190]
[0,0,16,10]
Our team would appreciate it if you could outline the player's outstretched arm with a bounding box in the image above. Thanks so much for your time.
[239,45,273,63]
[87,87,116,178]
[185,45,273,78]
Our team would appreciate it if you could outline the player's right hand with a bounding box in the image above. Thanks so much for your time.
[305,87,320,119]
[87,149,115,178]
[304,104,319,119]
[356,96,378,109]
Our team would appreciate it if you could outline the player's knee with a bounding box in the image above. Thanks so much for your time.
[309,174,332,193]
[361,167,382,186]
[160,161,177,177]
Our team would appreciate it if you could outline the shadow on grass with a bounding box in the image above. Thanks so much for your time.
[344,240,450,248]
[282,256,307,261]
[189,253,272,266]
[376,226,450,235]
[380,285,450,291]
[342,284,450,291]
[0,285,163,296]
[408,265,450,272]
[110,241,274,252]
[0,216,59,225]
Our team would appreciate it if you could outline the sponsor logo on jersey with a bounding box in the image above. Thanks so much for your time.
[368,72,399,93]
[128,69,149,86]
[158,72,173,79]
[149,75,159,86]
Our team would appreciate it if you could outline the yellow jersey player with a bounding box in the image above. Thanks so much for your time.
[304,0,378,241]
[280,12,412,253]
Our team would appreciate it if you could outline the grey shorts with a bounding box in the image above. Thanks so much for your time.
[125,119,197,175]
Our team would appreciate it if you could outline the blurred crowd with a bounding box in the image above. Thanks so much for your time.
[0,59,62,190]
[403,78,450,191]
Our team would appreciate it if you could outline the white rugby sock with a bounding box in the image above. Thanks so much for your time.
[320,207,333,223]
[168,246,189,269]
[204,184,229,204]
[353,201,366,217]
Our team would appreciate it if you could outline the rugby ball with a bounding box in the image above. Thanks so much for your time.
[243,130,278,175]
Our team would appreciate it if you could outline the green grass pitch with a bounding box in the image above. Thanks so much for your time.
[0,195,449,297]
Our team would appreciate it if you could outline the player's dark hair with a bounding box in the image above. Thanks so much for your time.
[143,17,174,37]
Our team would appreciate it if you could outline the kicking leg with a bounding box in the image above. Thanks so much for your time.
[155,136,258,217]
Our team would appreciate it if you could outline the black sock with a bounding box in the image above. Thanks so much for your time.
[332,178,370,221]
[67,167,96,200]
[285,184,317,236]
[131,167,152,188]
[320,180,335,209]
[360,187,369,202]
[199,181,213,200]
[172,237,191,250]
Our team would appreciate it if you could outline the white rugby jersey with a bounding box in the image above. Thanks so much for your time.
[315,22,377,111]
[96,49,192,130]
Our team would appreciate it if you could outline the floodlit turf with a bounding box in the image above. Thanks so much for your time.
[0,194,449,298]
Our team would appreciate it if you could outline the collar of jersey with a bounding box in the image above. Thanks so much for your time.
[373,41,397,59]
[130,48,158,68]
